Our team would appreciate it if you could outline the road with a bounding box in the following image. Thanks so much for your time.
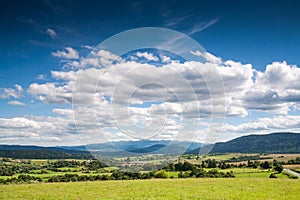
[283,168,300,178]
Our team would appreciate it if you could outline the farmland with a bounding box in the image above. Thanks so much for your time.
[1,153,300,182]
[0,178,299,200]
[1,153,300,199]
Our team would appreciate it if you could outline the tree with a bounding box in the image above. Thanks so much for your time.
[154,170,168,179]
[274,164,283,173]
[261,161,271,169]
[269,173,277,178]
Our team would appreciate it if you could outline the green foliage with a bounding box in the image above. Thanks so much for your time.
[274,163,283,173]
[260,161,272,169]
[154,170,168,179]
[86,160,108,170]
[178,171,190,178]
[246,160,260,168]
[0,149,92,159]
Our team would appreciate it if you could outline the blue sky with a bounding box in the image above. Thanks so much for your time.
[1,0,300,146]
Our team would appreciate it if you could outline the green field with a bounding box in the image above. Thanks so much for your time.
[1,155,299,199]
[0,178,299,200]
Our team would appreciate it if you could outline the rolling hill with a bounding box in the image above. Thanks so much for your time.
[189,132,300,154]
[0,145,92,159]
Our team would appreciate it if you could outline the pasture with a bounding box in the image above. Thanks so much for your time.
[0,178,299,200]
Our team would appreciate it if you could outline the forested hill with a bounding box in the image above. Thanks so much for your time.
[0,145,92,159]
[200,132,300,154]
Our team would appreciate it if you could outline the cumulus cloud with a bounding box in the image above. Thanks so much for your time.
[190,50,222,64]
[160,55,171,63]
[28,83,72,104]
[136,52,159,61]
[240,61,300,114]
[218,115,300,141]
[52,47,79,59]
[4,49,300,144]
[0,84,23,99]
[46,28,57,39]
[29,50,300,118]
[0,116,79,146]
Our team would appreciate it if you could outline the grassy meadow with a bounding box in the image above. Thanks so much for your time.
[1,154,300,199]
[0,178,299,200]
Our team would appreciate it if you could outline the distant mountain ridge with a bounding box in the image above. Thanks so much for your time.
[78,140,203,156]
[0,140,202,158]
[0,145,92,159]
[1,132,299,159]
[189,132,300,154]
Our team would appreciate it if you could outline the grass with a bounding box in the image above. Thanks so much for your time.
[0,171,113,182]
[201,154,236,160]
[165,171,179,178]
[0,176,13,180]
[0,178,299,200]
[218,168,290,178]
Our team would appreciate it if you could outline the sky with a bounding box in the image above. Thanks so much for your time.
[1,0,300,146]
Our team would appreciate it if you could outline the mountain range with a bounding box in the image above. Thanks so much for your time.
[210,132,300,154]
[0,132,299,159]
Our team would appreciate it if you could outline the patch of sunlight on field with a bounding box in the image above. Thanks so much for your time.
[0,178,299,200]
[205,154,237,160]
[165,171,179,178]
[0,176,13,180]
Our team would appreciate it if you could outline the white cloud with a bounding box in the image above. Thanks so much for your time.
[28,83,72,104]
[136,52,159,61]
[0,84,23,99]
[46,28,57,39]
[190,50,222,64]
[219,115,300,140]
[0,117,46,129]
[190,50,202,56]
[164,16,219,35]
[0,116,79,146]
[187,18,219,35]
[8,100,25,106]
[36,74,46,80]
[51,70,76,81]
[30,51,300,119]
[82,45,94,50]
[240,61,300,114]
[52,108,73,116]
[4,49,300,145]
[204,52,222,64]
[52,47,79,59]
[160,55,171,63]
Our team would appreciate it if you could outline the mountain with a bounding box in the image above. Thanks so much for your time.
[130,144,167,153]
[0,145,92,159]
[81,140,202,156]
[0,140,203,158]
[189,132,300,154]
[5,132,298,158]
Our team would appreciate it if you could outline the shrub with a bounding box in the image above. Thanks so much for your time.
[154,170,168,179]
[269,173,277,178]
